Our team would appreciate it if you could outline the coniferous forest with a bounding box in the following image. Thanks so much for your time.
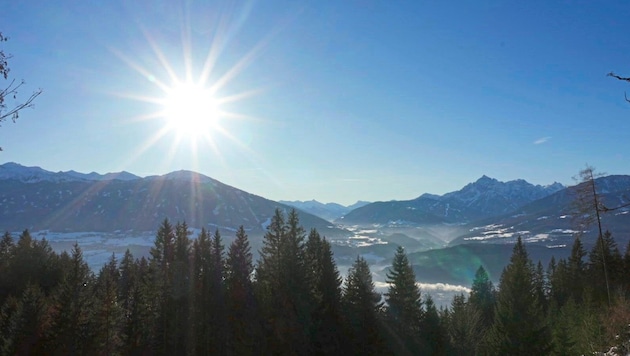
[1,208,630,355]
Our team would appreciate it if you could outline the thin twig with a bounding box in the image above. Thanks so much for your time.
[608,72,630,82]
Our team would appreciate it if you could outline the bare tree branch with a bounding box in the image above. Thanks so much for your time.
[0,31,42,151]
[0,79,42,123]
[608,72,630,82]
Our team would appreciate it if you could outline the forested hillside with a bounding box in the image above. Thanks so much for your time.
[1,209,629,355]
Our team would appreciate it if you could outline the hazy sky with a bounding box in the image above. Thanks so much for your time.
[2,1,630,205]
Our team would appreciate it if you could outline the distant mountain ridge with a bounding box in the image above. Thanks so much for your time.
[0,163,347,237]
[339,175,565,225]
[64,170,140,182]
[0,162,140,183]
[449,174,630,247]
[279,199,370,222]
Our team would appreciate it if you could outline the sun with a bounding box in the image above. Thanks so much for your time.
[111,8,272,168]
[161,81,222,137]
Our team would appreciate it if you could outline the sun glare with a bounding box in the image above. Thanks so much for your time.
[111,7,274,171]
[162,82,221,137]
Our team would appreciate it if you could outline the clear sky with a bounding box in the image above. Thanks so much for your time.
[2,1,630,205]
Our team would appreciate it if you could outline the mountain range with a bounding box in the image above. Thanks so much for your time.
[339,175,565,226]
[0,163,345,237]
[2,161,630,286]
[450,175,630,247]
[0,162,141,183]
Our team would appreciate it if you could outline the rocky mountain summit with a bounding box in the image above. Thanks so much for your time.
[339,175,565,225]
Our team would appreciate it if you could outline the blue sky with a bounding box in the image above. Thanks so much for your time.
[2,1,630,205]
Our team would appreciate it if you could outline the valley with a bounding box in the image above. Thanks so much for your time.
[3,162,629,307]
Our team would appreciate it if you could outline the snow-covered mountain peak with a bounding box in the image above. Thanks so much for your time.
[1,162,142,183]
[544,182,565,193]
[0,162,82,183]
[100,171,140,181]
[341,175,569,225]
[156,170,215,183]
[476,175,497,184]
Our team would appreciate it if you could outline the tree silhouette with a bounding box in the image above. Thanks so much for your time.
[487,237,551,355]
[572,166,612,306]
[343,255,386,355]
[384,245,423,354]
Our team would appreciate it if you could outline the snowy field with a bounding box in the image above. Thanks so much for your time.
[29,230,157,269]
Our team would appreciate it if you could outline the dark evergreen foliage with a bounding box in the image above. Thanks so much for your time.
[588,231,623,304]
[93,253,123,354]
[191,228,212,354]
[225,225,259,355]
[445,293,482,356]
[343,255,387,355]
[305,229,346,355]
[49,243,95,354]
[567,238,587,304]
[384,245,423,354]
[0,284,49,355]
[420,294,447,355]
[487,237,551,355]
[1,210,629,355]
[256,208,313,355]
[468,265,496,333]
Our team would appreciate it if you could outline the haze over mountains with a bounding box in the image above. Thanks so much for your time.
[451,175,630,245]
[2,161,629,288]
[0,162,343,237]
[3,162,630,244]
[340,175,565,226]
[279,199,370,222]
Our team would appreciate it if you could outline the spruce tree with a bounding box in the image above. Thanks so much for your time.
[255,208,285,323]
[468,265,496,331]
[487,237,551,355]
[343,255,386,356]
[384,245,423,354]
[150,219,176,355]
[0,284,49,355]
[132,257,156,354]
[191,228,212,354]
[0,231,13,262]
[446,294,482,356]
[0,231,14,305]
[209,228,227,354]
[118,249,135,305]
[172,222,192,354]
[533,260,548,313]
[420,294,447,355]
[150,219,175,271]
[49,243,95,354]
[548,258,569,308]
[283,209,313,353]
[93,253,123,355]
[256,209,312,355]
[8,230,56,301]
[225,225,259,355]
[118,250,142,354]
[567,237,587,303]
[0,295,20,353]
[549,298,578,355]
[588,231,623,305]
[305,229,345,354]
